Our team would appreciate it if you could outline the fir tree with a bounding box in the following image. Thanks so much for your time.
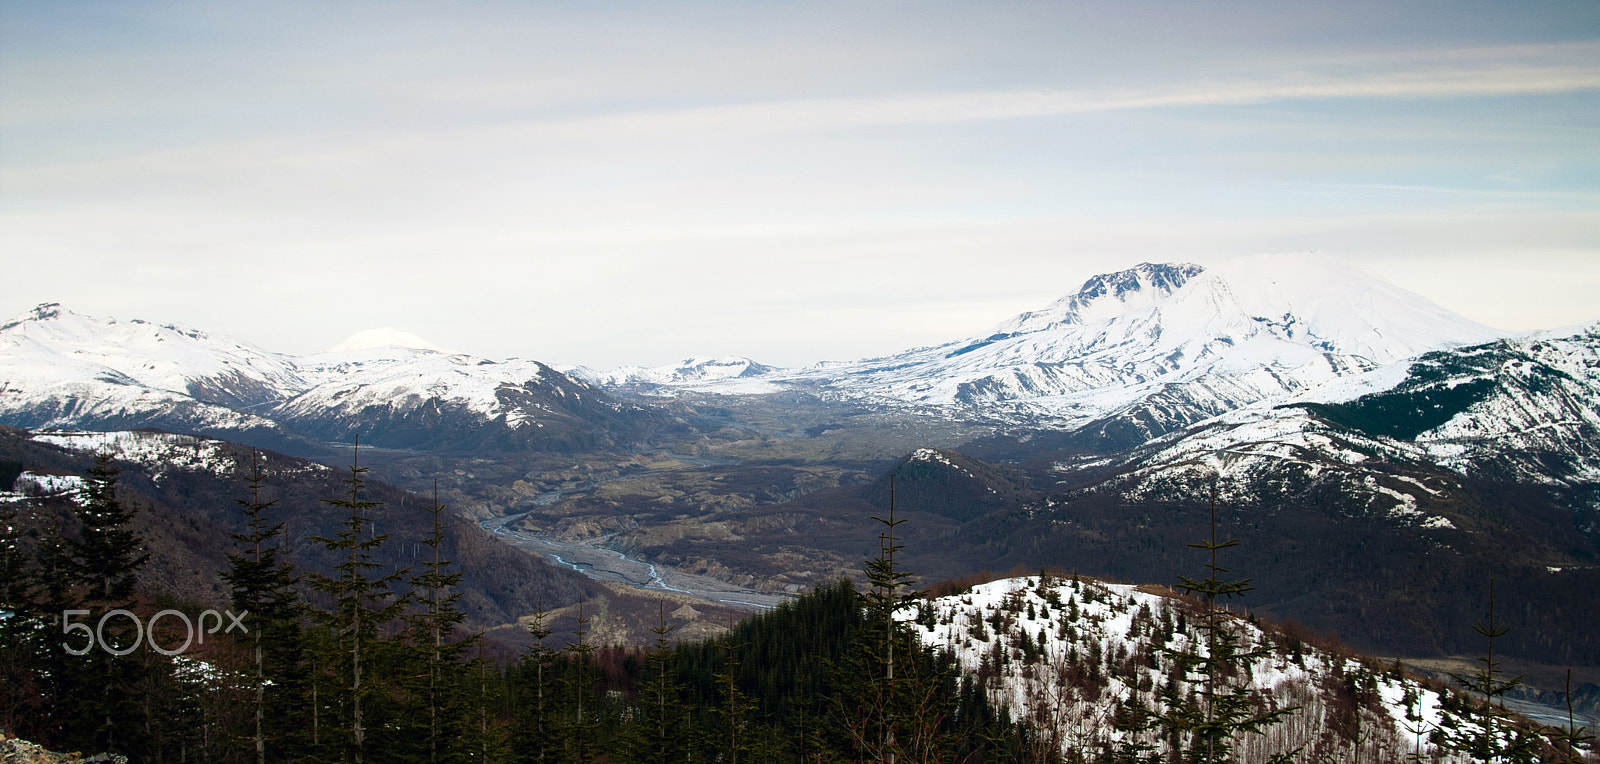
[837,474,959,763]
[1442,578,1538,763]
[67,453,150,755]
[1545,669,1595,764]
[630,600,688,764]
[516,601,562,764]
[563,596,600,764]
[404,480,476,763]
[0,496,40,737]
[715,611,756,764]
[306,441,409,764]
[221,450,305,763]
[1154,482,1297,764]
[458,646,511,763]
[71,454,149,606]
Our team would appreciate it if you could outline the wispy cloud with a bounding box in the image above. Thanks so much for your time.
[559,59,1600,138]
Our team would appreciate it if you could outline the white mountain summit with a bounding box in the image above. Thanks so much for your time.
[327,327,445,353]
[746,253,1507,433]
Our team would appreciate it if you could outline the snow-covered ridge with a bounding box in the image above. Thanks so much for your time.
[2,471,86,505]
[906,575,1476,762]
[30,430,242,480]
[0,304,629,449]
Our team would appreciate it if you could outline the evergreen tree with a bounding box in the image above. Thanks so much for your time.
[66,453,151,755]
[837,474,959,763]
[458,646,511,763]
[306,441,410,763]
[1545,669,1595,764]
[71,454,149,606]
[1441,578,1539,763]
[714,612,756,764]
[629,600,688,764]
[222,450,307,763]
[403,480,476,763]
[0,496,40,737]
[1154,482,1297,764]
[514,601,562,764]
[19,515,78,744]
[563,596,600,763]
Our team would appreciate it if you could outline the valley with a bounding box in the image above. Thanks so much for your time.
[479,510,790,610]
[4,254,1598,712]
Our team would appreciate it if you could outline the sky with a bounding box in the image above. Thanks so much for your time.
[2,1,1598,369]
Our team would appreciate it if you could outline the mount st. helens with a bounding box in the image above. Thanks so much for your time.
[617,254,1505,439]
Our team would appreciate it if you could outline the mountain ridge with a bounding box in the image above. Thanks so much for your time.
[0,304,667,454]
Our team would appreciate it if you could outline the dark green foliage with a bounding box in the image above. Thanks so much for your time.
[562,597,601,764]
[54,455,152,755]
[72,454,150,606]
[0,459,23,490]
[627,602,691,764]
[511,604,563,764]
[0,497,38,736]
[672,578,1026,763]
[1295,376,1495,440]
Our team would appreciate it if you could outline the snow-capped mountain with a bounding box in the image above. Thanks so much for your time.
[563,356,777,389]
[0,303,311,452]
[326,326,446,353]
[0,305,666,453]
[0,303,306,408]
[278,345,660,451]
[655,254,1504,439]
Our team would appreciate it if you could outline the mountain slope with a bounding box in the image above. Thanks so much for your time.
[0,427,592,626]
[0,304,320,454]
[1301,321,1600,485]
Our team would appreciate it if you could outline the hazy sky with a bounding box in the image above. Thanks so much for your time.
[3,1,1597,368]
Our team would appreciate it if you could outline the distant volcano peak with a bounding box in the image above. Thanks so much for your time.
[327,327,445,353]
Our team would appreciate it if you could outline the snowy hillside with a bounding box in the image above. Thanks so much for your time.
[907,575,1555,763]
[26,429,325,482]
